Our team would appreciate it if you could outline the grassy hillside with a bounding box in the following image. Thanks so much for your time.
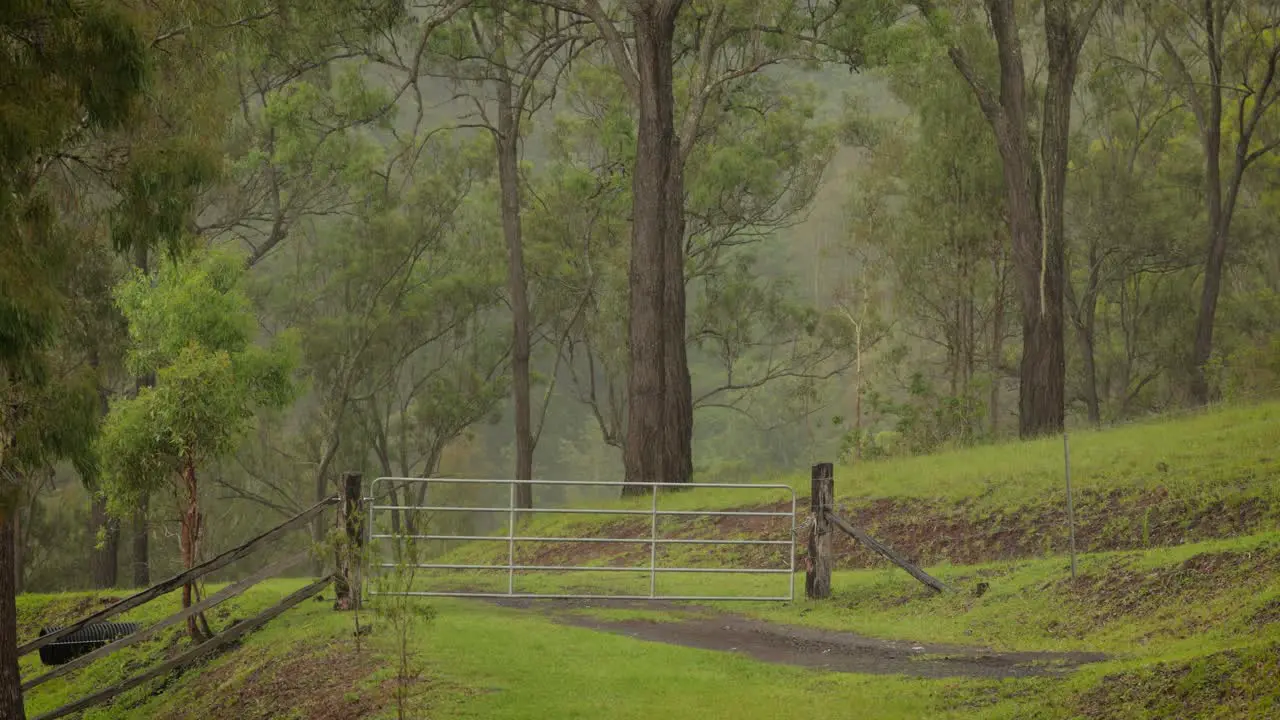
[417,401,1280,576]
[21,533,1280,718]
[19,401,1280,719]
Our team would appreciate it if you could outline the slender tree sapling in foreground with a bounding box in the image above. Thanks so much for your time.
[98,249,298,641]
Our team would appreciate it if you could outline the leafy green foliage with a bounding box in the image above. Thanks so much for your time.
[97,249,298,511]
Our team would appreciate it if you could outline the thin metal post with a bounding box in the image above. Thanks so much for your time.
[649,485,658,598]
[788,491,797,601]
[507,481,516,595]
[1064,433,1077,581]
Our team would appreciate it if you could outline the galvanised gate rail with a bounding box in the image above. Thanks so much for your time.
[365,478,798,602]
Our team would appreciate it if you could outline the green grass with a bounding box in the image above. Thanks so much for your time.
[19,401,1280,718]
[17,580,1006,720]
[18,580,337,719]
[435,400,1278,514]
[29,529,1280,719]
[833,400,1280,506]
[405,530,1280,657]
[407,400,1280,575]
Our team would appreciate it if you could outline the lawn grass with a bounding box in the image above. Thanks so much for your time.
[18,401,1280,719]
[17,579,1017,720]
[30,530,1280,720]
[832,400,1280,506]
[410,400,1280,574]
[399,529,1280,661]
[459,399,1278,511]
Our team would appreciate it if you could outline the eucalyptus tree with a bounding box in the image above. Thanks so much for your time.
[0,1,153,713]
[1066,13,1201,421]
[1135,0,1280,404]
[412,2,587,507]
[848,40,1013,441]
[914,0,1106,437]
[98,250,298,641]
[523,24,862,480]
[531,0,882,491]
[265,133,507,541]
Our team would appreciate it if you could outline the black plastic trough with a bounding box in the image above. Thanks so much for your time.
[38,622,142,666]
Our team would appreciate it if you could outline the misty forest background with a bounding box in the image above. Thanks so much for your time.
[6,0,1280,596]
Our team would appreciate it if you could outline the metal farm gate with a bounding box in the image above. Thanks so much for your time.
[364,478,799,602]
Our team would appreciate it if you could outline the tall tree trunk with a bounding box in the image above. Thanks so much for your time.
[623,0,683,495]
[1189,5,1225,405]
[997,120,1061,439]
[496,46,535,509]
[131,500,149,588]
[662,133,692,487]
[935,0,1095,439]
[0,512,23,720]
[179,459,206,642]
[130,243,153,589]
[1025,0,1079,439]
[88,496,120,588]
[12,508,21,596]
[989,233,1006,436]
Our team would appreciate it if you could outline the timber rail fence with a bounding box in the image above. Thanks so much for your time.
[804,462,948,598]
[20,473,366,720]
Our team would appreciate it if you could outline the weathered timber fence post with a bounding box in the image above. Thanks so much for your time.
[334,471,364,611]
[806,462,834,599]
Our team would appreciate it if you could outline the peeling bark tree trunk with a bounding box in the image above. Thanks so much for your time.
[932,0,1097,438]
[88,350,120,588]
[89,496,120,588]
[623,0,684,494]
[131,501,149,588]
[496,39,535,510]
[0,512,23,720]
[1031,0,1089,438]
[662,131,692,487]
[131,244,154,589]
[179,459,207,642]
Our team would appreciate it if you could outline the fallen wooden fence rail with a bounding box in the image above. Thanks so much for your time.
[17,475,373,720]
[22,550,311,692]
[19,496,337,658]
[805,462,948,598]
[32,576,334,720]
[824,510,948,594]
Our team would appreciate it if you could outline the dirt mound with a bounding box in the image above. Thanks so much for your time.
[151,641,450,720]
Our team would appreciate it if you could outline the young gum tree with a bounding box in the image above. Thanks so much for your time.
[98,249,297,642]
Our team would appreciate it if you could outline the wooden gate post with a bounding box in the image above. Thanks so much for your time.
[806,462,834,599]
[334,471,364,611]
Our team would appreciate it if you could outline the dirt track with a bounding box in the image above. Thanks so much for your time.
[488,598,1107,679]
